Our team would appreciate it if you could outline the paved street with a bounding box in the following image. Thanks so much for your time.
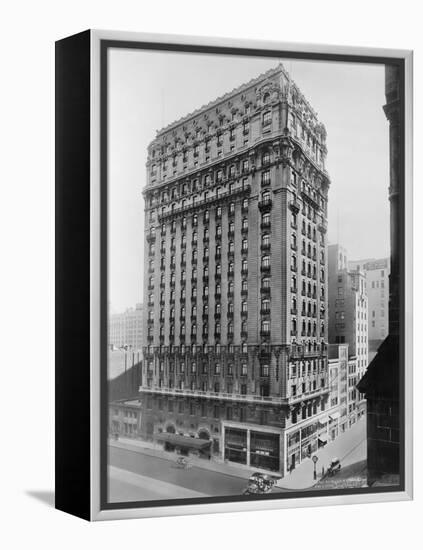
[108,417,367,502]
[277,416,367,490]
[109,445,253,502]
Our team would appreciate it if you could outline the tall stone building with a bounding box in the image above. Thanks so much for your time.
[140,65,331,476]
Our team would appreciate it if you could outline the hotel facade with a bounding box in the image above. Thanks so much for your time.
[140,65,331,476]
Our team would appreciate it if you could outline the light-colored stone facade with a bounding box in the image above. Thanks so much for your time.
[108,303,143,350]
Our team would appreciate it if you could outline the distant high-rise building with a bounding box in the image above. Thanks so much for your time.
[349,258,389,352]
[328,244,368,421]
[140,64,331,476]
[108,303,143,350]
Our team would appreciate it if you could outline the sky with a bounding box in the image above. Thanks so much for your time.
[108,48,389,314]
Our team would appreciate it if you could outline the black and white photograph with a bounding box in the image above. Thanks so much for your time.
[2,0,422,545]
[103,41,406,507]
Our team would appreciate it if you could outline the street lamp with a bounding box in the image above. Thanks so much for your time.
[312,455,319,480]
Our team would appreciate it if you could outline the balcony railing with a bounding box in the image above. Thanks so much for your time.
[258,199,272,212]
[139,385,288,405]
[158,184,251,222]
[288,386,329,405]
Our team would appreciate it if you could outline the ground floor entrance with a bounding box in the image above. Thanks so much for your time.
[223,425,280,472]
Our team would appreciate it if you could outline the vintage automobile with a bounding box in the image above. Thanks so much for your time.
[243,472,276,495]
[327,458,341,476]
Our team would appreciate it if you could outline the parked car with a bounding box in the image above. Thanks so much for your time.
[243,472,276,495]
[327,458,341,476]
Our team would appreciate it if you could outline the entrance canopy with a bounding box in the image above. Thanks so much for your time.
[156,432,211,450]
[329,411,341,421]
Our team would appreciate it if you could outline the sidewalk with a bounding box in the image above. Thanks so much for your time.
[276,417,367,490]
[109,416,366,491]
[109,437,255,481]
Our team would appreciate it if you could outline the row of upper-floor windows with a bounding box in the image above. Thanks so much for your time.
[152,320,249,337]
[149,235,250,258]
[149,260,250,286]
[145,342,254,356]
[291,318,325,335]
[150,360,256,379]
[147,320,273,339]
[148,278,249,304]
[151,300,271,323]
[290,276,325,299]
[291,296,324,316]
[150,144,274,184]
[153,272,318,298]
[150,111,275,163]
[149,197,250,225]
[289,358,326,378]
